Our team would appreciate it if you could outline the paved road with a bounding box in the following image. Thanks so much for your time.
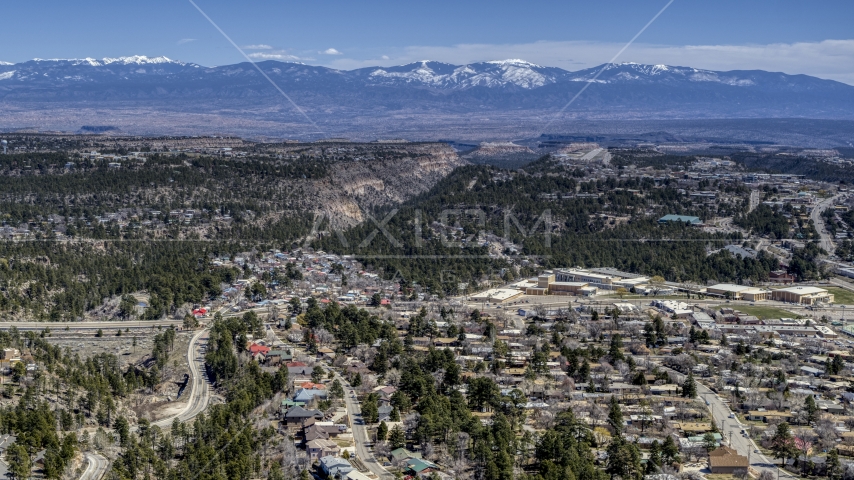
[268,325,392,480]
[333,371,394,480]
[79,453,109,480]
[153,328,212,428]
[749,190,761,213]
[700,384,799,479]
[811,195,841,254]
[0,320,183,331]
[79,328,212,480]
[664,368,796,479]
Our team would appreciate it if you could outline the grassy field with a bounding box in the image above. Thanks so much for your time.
[714,304,801,319]
[824,286,854,305]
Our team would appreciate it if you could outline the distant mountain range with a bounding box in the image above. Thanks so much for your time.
[1,55,853,137]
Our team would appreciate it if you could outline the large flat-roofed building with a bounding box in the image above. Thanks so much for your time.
[555,268,614,287]
[771,286,834,305]
[525,274,554,295]
[470,288,524,304]
[706,284,770,302]
[549,282,589,295]
[815,325,838,339]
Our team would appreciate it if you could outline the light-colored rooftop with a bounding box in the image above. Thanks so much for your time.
[774,286,829,295]
[708,283,751,293]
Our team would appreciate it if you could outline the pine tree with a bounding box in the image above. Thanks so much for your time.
[804,395,818,424]
[7,444,32,480]
[377,421,388,441]
[609,334,624,362]
[828,449,841,480]
[662,435,680,464]
[608,396,624,434]
[606,435,643,480]
[771,422,797,467]
[646,440,662,474]
[329,379,344,399]
[388,425,405,450]
[702,432,718,452]
[682,372,697,398]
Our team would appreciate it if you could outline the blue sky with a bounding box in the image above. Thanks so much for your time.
[3,0,854,82]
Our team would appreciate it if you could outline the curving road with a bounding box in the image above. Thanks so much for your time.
[79,328,212,480]
[153,328,212,428]
[80,453,109,480]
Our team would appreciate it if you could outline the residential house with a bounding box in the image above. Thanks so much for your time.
[746,410,793,423]
[649,385,680,395]
[346,471,373,480]
[390,448,421,463]
[282,406,323,427]
[248,342,271,361]
[294,387,328,403]
[801,366,823,377]
[266,349,292,366]
[288,362,313,377]
[708,446,749,474]
[406,458,440,476]
[306,439,340,461]
[378,405,394,422]
[320,456,354,478]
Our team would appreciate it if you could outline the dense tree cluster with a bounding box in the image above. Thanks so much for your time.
[314,164,784,294]
[0,241,239,319]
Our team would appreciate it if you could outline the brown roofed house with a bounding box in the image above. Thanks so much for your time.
[708,446,749,474]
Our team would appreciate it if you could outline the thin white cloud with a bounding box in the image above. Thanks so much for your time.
[315,39,854,85]
[248,52,301,61]
[177,38,197,45]
[243,44,273,50]
[320,48,343,55]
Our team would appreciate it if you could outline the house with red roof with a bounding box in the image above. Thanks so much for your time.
[248,343,271,360]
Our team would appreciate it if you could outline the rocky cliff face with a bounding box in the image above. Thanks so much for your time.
[304,143,465,229]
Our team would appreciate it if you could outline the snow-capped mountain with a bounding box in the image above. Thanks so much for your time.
[355,59,570,89]
[0,56,199,83]
[0,57,852,121]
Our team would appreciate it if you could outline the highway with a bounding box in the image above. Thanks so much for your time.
[153,328,212,428]
[0,319,183,331]
[79,453,110,480]
[78,328,212,480]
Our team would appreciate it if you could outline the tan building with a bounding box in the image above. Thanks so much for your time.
[525,274,554,295]
[470,288,524,303]
[706,283,770,301]
[549,282,589,295]
[771,286,834,305]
